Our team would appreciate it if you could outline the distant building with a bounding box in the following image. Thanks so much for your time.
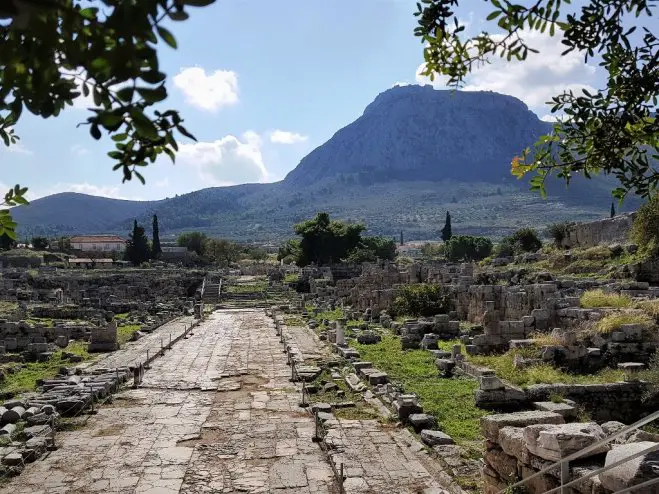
[70,235,126,252]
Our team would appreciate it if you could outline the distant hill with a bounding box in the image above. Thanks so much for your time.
[11,193,159,237]
[11,86,639,241]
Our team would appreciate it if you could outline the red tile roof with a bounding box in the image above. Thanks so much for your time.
[70,235,125,243]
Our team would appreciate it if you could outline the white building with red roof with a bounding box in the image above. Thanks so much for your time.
[70,235,126,252]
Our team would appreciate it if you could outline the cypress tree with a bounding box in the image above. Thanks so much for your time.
[441,211,452,242]
[151,214,162,259]
[610,202,616,218]
[125,220,150,265]
[400,230,404,246]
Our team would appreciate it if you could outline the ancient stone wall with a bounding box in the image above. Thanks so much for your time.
[562,213,635,249]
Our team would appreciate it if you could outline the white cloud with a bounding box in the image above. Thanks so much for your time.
[176,131,269,185]
[173,67,239,112]
[392,81,410,88]
[270,130,308,145]
[415,30,598,112]
[70,144,90,156]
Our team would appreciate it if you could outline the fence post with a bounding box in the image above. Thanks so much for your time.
[169,333,172,349]
[161,338,164,356]
[145,349,150,369]
[561,461,569,494]
[312,411,321,443]
[340,463,345,493]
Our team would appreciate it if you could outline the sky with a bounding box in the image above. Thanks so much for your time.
[1,0,608,202]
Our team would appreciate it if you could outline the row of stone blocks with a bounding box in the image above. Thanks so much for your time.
[481,410,659,493]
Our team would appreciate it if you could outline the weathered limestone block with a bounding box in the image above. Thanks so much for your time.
[600,442,659,493]
[420,429,454,446]
[532,401,577,420]
[87,320,119,352]
[408,413,437,432]
[481,411,565,442]
[484,447,518,484]
[498,427,527,463]
[524,422,609,462]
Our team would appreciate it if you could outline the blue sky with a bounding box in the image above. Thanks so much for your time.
[1,0,609,202]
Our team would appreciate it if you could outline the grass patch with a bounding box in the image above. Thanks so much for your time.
[581,289,632,309]
[530,332,564,347]
[593,311,655,334]
[0,343,93,396]
[635,299,659,320]
[0,301,18,314]
[283,316,305,327]
[308,307,345,325]
[25,318,54,327]
[114,312,130,320]
[468,350,625,387]
[352,335,488,442]
[283,273,299,283]
[117,324,142,345]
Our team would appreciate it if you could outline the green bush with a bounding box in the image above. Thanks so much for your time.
[546,222,572,247]
[632,195,659,252]
[392,283,452,317]
[445,235,493,262]
[498,228,542,256]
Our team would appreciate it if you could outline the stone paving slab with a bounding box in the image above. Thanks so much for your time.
[80,316,195,372]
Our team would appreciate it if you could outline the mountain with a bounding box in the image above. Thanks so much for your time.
[11,86,639,241]
[284,85,552,186]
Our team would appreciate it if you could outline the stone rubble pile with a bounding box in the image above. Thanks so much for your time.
[481,410,659,494]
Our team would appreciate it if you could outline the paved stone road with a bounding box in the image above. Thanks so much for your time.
[3,309,454,494]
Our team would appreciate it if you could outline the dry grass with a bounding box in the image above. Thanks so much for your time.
[635,299,659,320]
[530,332,564,347]
[594,311,655,334]
[581,289,632,309]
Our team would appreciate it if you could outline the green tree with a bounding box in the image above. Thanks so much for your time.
[0,0,216,237]
[547,222,572,247]
[441,211,452,242]
[416,1,658,199]
[0,233,16,251]
[204,238,240,267]
[277,239,301,265]
[125,220,151,265]
[31,236,49,250]
[392,284,452,317]
[56,236,72,251]
[151,215,162,259]
[445,235,493,262]
[293,212,364,266]
[177,231,208,256]
[610,202,616,218]
[344,236,397,263]
[497,228,543,257]
[400,230,404,246]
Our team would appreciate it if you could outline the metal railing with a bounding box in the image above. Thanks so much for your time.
[499,409,659,494]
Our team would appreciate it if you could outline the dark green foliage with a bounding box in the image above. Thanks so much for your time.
[421,243,445,258]
[441,211,452,242]
[344,236,397,263]
[277,239,301,265]
[0,233,16,251]
[177,231,208,256]
[631,195,659,252]
[151,215,162,259]
[547,222,572,247]
[293,212,364,266]
[243,246,267,261]
[0,185,28,239]
[392,284,452,317]
[31,236,49,250]
[204,238,240,267]
[610,202,616,218]
[498,228,542,257]
[445,235,492,262]
[400,230,404,246]
[415,0,658,200]
[124,220,150,265]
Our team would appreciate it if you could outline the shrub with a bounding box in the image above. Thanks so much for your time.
[392,284,452,317]
[581,289,632,308]
[546,222,572,247]
[495,240,515,258]
[631,195,659,252]
[500,227,542,255]
[594,312,655,334]
[445,235,493,262]
[636,299,659,320]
